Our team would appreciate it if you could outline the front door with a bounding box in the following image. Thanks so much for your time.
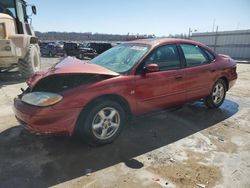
[134,44,186,114]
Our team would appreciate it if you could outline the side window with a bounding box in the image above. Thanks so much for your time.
[17,1,28,23]
[1,0,16,18]
[180,44,209,67]
[6,8,16,18]
[145,45,181,71]
[17,2,24,23]
[204,49,215,61]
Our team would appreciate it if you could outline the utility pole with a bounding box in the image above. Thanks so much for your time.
[188,28,197,39]
[214,25,219,52]
[188,28,191,39]
[212,19,216,32]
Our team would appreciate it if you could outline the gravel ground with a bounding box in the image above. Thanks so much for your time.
[0,58,249,188]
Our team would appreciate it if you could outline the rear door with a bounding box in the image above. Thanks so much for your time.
[179,44,214,101]
[135,44,186,114]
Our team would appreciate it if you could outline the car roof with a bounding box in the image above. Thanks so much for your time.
[127,38,206,48]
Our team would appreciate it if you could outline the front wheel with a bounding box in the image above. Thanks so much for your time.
[19,44,41,79]
[204,79,227,109]
[76,100,126,145]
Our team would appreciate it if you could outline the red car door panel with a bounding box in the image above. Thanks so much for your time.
[133,44,188,114]
[134,69,186,114]
[185,64,213,101]
[179,44,215,102]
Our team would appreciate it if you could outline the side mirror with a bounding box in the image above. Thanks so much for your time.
[144,64,159,73]
[32,5,37,15]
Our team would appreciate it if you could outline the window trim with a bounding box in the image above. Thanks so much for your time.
[136,43,182,74]
[199,47,216,62]
[178,43,211,68]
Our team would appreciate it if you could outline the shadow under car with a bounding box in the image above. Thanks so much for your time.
[0,99,239,188]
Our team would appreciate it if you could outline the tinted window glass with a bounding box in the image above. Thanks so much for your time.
[180,44,209,67]
[0,0,17,18]
[17,1,25,22]
[145,45,180,71]
[204,49,215,61]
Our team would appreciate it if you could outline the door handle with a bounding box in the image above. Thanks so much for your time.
[210,69,216,72]
[175,76,183,80]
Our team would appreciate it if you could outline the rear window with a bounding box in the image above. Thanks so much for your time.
[180,44,209,67]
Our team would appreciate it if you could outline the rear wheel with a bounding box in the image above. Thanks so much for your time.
[76,100,126,145]
[19,44,41,78]
[204,79,226,109]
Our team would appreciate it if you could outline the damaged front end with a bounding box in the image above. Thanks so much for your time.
[18,57,120,102]
[32,74,111,92]
[19,74,113,107]
[14,57,120,135]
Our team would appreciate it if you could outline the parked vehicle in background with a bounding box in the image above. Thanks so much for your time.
[0,0,40,78]
[64,42,97,60]
[86,42,112,54]
[41,43,65,57]
[38,41,49,49]
[14,38,237,145]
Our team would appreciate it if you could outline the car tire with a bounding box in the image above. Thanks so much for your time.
[76,100,126,145]
[19,44,41,79]
[204,79,226,109]
[49,52,53,57]
[79,53,84,60]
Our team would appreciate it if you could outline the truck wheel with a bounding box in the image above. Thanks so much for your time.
[76,100,126,145]
[19,44,41,78]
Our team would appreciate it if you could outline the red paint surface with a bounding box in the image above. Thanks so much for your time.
[14,39,238,135]
[26,57,119,88]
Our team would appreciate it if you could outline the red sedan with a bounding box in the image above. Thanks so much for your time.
[14,38,237,145]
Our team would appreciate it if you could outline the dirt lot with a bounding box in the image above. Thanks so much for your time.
[0,58,250,188]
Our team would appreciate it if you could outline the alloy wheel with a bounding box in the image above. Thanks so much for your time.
[212,82,225,104]
[91,107,120,140]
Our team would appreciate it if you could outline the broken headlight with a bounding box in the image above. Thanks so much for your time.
[21,92,63,107]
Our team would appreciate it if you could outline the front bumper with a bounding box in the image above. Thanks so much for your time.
[14,97,82,135]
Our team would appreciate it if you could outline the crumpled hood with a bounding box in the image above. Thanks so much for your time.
[27,57,119,88]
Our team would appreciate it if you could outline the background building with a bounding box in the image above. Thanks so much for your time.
[191,29,250,60]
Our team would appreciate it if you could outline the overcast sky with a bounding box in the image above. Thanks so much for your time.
[28,0,250,36]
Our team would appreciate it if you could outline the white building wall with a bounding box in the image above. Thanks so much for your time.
[191,30,250,59]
